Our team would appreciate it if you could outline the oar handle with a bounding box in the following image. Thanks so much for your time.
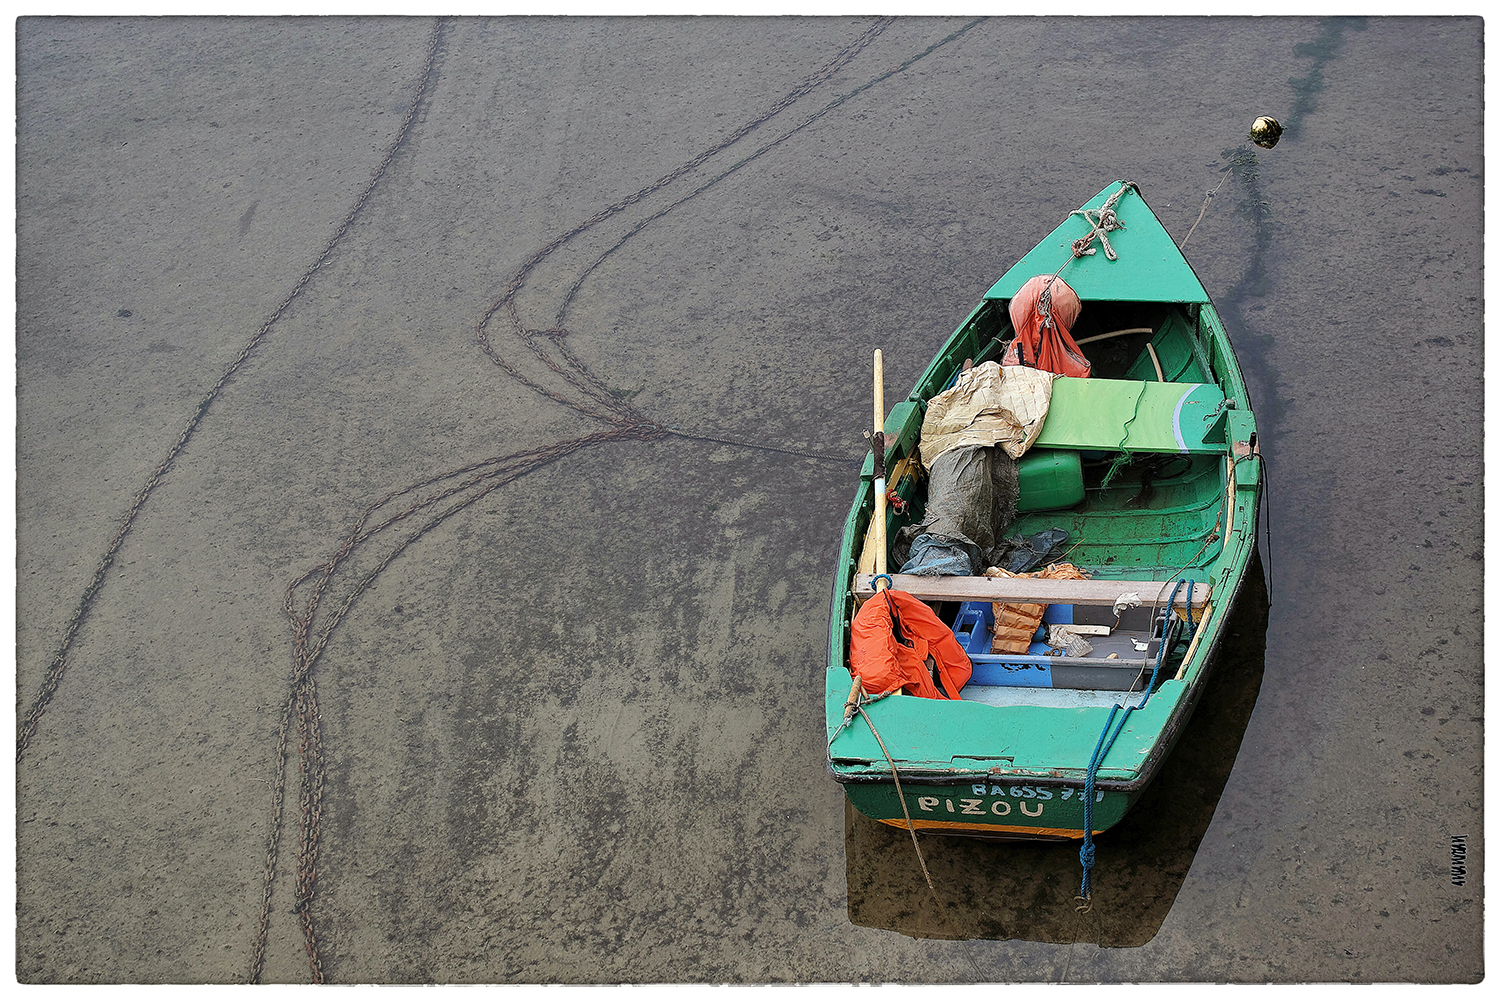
[847,351,886,722]
[843,674,863,722]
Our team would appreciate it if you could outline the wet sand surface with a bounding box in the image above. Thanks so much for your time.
[14,16,1482,983]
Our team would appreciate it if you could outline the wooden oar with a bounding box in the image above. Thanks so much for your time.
[845,349,887,722]
[856,453,915,574]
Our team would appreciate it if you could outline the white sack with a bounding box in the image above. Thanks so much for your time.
[919,362,1058,470]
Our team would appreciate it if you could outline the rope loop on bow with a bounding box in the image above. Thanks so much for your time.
[1069,180,1138,260]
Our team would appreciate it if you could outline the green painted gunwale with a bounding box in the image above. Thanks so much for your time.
[826,181,1262,840]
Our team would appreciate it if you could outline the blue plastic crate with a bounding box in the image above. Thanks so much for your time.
[951,601,994,655]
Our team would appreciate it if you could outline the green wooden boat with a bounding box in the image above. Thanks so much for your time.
[825,181,1262,851]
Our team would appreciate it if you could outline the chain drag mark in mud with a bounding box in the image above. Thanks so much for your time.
[254,17,1012,983]
[14,21,449,772]
[12,15,983,984]
[249,17,921,982]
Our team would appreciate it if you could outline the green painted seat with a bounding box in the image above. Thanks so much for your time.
[1032,377,1226,455]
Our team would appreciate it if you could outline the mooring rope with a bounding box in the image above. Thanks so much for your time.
[1235,450,1274,604]
[1178,171,1231,250]
[1075,579,1187,910]
[655,426,861,466]
[849,700,985,978]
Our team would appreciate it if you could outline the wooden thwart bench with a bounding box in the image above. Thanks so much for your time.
[852,573,1211,608]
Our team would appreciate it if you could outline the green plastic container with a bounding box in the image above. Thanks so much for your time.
[1016,448,1084,512]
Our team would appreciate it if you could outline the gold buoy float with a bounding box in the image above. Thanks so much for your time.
[1249,116,1284,149]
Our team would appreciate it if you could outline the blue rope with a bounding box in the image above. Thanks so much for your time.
[871,573,894,590]
[1078,579,1187,904]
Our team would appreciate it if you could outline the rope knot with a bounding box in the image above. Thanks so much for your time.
[1068,181,1137,261]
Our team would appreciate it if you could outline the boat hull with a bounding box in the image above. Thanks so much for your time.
[825,181,1262,845]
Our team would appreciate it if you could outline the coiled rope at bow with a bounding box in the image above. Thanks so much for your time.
[1023,181,1138,366]
[1068,180,1138,261]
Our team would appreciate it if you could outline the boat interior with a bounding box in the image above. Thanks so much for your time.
[857,299,1239,708]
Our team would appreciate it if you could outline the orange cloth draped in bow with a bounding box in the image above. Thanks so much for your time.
[1001,274,1091,378]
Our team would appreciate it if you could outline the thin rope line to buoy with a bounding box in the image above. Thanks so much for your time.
[1178,171,1230,250]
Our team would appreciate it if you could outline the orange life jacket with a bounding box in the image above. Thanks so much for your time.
[850,589,972,699]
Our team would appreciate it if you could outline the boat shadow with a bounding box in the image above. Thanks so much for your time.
[844,550,1270,948]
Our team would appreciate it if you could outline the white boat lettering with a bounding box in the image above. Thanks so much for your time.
[960,784,1072,800]
[914,788,1098,814]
